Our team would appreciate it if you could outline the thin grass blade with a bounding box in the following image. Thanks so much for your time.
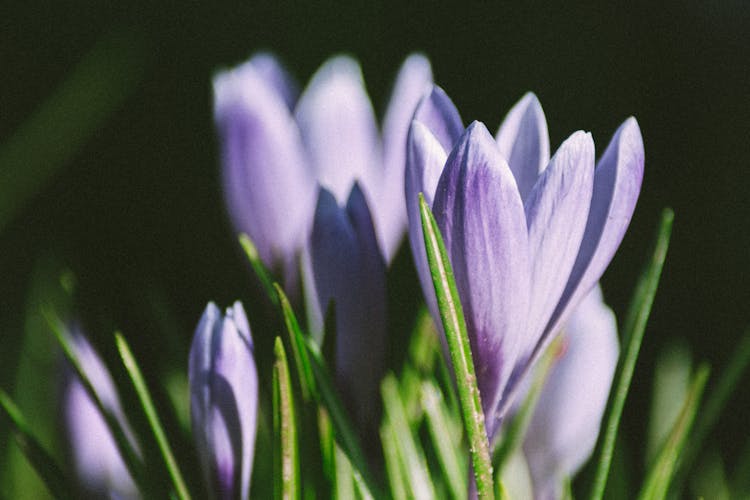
[275,284,316,401]
[0,390,75,499]
[637,364,710,500]
[240,234,279,305]
[418,193,494,499]
[115,333,191,500]
[273,337,300,500]
[589,208,674,500]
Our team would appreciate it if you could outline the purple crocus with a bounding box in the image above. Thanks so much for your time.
[215,52,434,295]
[62,327,140,499]
[523,285,619,499]
[189,301,258,500]
[308,183,387,432]
[406,88,643,439]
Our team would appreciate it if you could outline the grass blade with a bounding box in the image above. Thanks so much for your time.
[0,390,75,499]
[240,234,279,305]
[637,364,710,500]
[273,337,300,500]
[115,333,191,500]
[422,381,467,499]
[418,193,494,499]
[381,374,435,500]
[275,284,378,497]
[589,208,674,500]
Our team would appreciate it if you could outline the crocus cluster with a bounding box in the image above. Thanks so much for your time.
[406,87,643,440]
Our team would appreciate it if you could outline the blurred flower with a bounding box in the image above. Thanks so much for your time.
[406,88,643,438]
[309,183,386,432]
[523,285,619,499]
[62,326,140,499]
[189,301,258,499]
[214,52,434,295]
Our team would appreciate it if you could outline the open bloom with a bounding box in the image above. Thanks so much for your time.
[189,302,258,499]
[406,88,643,438]
[215,52,434,294]
[62,326,140,499]
[523,285,619,499]
[309,183,386,432]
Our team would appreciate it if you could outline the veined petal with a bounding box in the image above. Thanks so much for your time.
[432,121,529,438]
[496,92,550,202]
[521,131,594,362]
[248,52,299,110]
[413,86,464,154]
[406,120,449,324]
[378,54,434,262]
[295,56,381,203]
[523,286,619,499]
[546,118,645,340]
[310,185,386,432]
[214,63,315,275]
[189,302,258,499]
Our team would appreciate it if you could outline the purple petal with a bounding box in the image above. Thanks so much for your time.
[377,54,434,262]
[413,86,464,154]
[63,329,139,497]
[432,122,529,438]
[310,185,386,432]
[495,92,550,202]
[405,120,449,325]
[248,52,299,110]
[294,56,381,204]
[545,118,645,341]
[189,302,258,499]
[523,285,619,497]
[521,131,595,362]
[214,63,316,278]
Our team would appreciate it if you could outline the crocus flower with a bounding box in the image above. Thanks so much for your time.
[523,285,619,499]
[62,326,140,499]
[215,52,434,295]
[189,301,258,499]
[309,183,386,433]
[406,88,643,439]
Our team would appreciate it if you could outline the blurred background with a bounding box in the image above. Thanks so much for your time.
[1,1,748,497]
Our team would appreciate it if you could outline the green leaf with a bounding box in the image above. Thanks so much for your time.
[637,364,710,500]
[115,333,191,500]
[0,390,75,499]
[44,310,145,491]
[381,420,409,500]
[275,284,316,402]
[274,284,379,498]
[418,193,494,499]
[0,27,148,233]
[673,326,750,490]
[240,234,279,305]
[381,374,435,499]
[422,381,467,499]
[273,337,300,500]
[589,208,674,500]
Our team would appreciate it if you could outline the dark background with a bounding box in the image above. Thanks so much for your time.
[1,1,748,494]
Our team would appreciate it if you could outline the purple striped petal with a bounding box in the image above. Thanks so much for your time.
[214,62,315,280]
[524,285,619,499]
[545,118,645,341]
[413,86,464,154]
[521,131,595,362]
[189,302,258,499]
[378,54,434,262]
[432,122,529,438]
[310,185,386,432]
[295,56,381,204]
[496,93,550,202]
[405,121,449,325]
[248,52,299,110]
